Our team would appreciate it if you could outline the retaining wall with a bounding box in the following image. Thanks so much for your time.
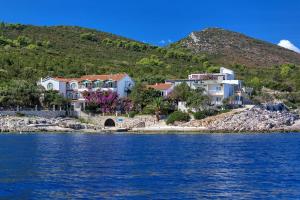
[77,112,157,128]
[0,110,67,118]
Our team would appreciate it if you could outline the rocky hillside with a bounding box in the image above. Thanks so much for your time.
[175,28,300,67]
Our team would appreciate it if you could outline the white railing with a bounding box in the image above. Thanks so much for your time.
[208,90,223,95]
[211,101,223,105]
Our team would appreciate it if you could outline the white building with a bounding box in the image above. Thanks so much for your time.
[166,67,242,105]
[38,73,135,109]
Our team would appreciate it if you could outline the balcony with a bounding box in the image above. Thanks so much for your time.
[208,90,224,96]
[211,101,223,105]
[77,86,117,93]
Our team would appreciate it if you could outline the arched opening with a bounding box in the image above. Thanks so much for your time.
[104,118,115,127]
[47,82,53,90]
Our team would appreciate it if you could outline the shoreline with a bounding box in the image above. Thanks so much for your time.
[1,127,300,134]
[1,106,299,134]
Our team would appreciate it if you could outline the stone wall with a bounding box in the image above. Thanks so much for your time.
[78,112,157,128]
[0,110,67,118]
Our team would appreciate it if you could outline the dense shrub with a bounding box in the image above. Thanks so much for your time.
[128,111,136,118]
[193,109,218,120]
[193,111,206,120]
[80,33,97,41]
[166,111,190,124]
[141,104,155,115]
[85,103,99,113]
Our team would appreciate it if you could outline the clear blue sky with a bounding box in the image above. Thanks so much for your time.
[1,0,300,47]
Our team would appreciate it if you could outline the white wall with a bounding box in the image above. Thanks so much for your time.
[178,101,189,112]
[117,75,135,97]
[220,67,235,80]
[40,78,66,97]
[208,84,222,92]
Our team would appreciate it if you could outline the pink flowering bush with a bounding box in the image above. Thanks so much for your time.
[118,97,133,113]
[82,90,132,114]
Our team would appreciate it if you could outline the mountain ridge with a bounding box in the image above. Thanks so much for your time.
[174,27,300,67]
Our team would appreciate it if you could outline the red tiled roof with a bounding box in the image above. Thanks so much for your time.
[53,73,128,83]
[80,73,128,81]
[147,83,173,91]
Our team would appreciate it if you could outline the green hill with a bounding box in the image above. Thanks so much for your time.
[0,23,207,85]
[0,23,300,98]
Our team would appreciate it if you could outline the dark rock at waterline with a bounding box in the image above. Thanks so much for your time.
[258,103,289,112]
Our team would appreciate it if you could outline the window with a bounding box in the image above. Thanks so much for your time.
[107,81,113,88]
[47,83,53,90]
[216,86,222,91]
[70,83,77,89]
[73,93,78,99]
[94,81,103,88]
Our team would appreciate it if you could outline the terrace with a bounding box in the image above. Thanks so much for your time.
[76,80,118,91]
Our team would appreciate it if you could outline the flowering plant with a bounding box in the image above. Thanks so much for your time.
[82,90,132,114]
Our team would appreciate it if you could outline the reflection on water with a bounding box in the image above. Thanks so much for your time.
[0,133,300,199]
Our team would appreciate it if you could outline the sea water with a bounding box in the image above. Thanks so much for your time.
[0,133,300,199]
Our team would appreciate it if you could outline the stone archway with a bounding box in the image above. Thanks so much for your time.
[104,118,116,127]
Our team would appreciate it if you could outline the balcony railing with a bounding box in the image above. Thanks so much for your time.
[211,101,223,105]
[77,85,117,90]
[208,90,223,95]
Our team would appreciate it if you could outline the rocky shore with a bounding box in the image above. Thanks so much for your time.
[0,116,96,132]
[1,105,299,133]
[184,106,300,132]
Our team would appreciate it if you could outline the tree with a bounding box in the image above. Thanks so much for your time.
[207,66,219,73]
[137,55,165,67]
[280,64,293,78]
[140,75,165,85]
[169,83,210,111]
[129,82,161,112]
[43,90,69,109]
[151,97,163,121]
[0,81,41,108]
[249,77,261,89]
[186,88,210,111]
[169,82,191,102]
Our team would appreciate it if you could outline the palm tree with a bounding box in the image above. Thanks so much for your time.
[152,97,163,121]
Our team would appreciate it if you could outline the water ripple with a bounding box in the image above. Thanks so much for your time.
[0,133,300,199]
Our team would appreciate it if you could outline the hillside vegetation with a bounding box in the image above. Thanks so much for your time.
[0,23,300,107]
[0,23,207,85]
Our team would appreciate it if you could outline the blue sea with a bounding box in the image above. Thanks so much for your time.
[0,133,300,199]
